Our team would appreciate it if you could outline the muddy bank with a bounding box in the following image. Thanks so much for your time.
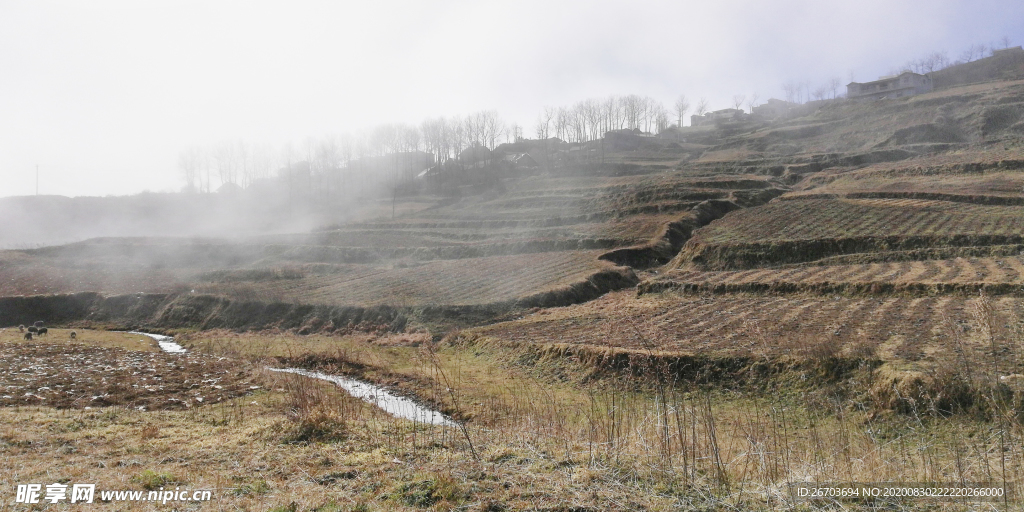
[0,292,408,334]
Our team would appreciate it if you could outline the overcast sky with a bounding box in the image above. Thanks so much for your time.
[1,0,1022,197]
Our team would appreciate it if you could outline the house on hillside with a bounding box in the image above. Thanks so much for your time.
[503,152,538,170]
[604,128,647,149]
[458,144,492,167]
[751,98,799,119]
[993,46,1024,56]
[657,126,686,141]
[690,108,746,127]
[847,71,933,101]
[350,151,435,181]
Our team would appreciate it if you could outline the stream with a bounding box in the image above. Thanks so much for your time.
[137,331,455,426]
[130,331,187,353]
[266,367,457,426]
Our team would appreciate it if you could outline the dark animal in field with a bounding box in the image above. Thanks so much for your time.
[27,326,38,334]
[18,325,24,332]
[38,327,47,336]
[70,331,77,340]
[34,321,44,328]
[23,332,32,340]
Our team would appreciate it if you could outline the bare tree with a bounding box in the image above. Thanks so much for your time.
[554,107,569,141]
[479,110,504,149]
[782,82,798,103]
[673,95,690,127]
[252,143,276,183]
[655,105,670,133]
[960,43,987,63]
[177,147,201,192]
[827,77,842,99]
[236,141,252,188]
[534,116,549,139]
[811,85,828,101]
[213,142,237,189]
[510,123,523,142]
[604,96,623,131]
[421,117,446,164]
[746,93,759,113]
[999,35,1012,49]
[732,94,745,110]
[695,97,709,117]
[541,106,556,138]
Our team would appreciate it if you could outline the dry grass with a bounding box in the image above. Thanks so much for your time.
[0,328,160,352]
[4,323,1024,510]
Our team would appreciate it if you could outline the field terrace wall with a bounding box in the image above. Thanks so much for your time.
[0,292,407,334]
[637,279,1024,297]
[676,233,1024,270]
[0,265,640,334]
[599,197,780,269]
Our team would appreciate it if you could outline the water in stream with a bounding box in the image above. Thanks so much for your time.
[267,367,457,426]
[130,331,187,353]
[139,331,454,425]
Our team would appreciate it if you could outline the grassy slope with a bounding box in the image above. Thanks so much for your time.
[4,330,1018,511]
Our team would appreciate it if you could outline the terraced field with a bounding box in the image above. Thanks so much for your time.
[677,197,1024,269]
[475,289,1021,369]
[644,255,1024,294]
[0,171,779,309]
[193,250,616,306]
[692,198,1024,243]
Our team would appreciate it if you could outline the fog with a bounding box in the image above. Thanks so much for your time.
[1,0,1021,198]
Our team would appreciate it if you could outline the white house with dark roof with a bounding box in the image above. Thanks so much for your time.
[847,71,933,100]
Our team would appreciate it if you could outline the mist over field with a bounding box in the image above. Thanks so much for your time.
[6,3,1024,510]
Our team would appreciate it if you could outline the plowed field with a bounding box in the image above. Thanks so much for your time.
[475,290,1020,366]
[652,255,1024,289]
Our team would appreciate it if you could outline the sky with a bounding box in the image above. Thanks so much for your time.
[1,0,1022,197]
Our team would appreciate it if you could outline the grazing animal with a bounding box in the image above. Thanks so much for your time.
[23,332,32,340]
[18,325,25,333]
[70,331,77,340]
[33,321,44,328]
[27,326,37,334]
[37,327,48,336]
[1001,374,1024,386]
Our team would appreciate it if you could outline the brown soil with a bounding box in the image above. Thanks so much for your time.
[0,342,260,410]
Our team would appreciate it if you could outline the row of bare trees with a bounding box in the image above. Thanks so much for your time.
[534,94,673,142]
[780,79,843,104]
[178,110,518,195]
[177,91,755,194]
[177,141,278,194]
[896,37,1015,77]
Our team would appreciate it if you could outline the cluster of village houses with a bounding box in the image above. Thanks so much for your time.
[363,46,1024,187]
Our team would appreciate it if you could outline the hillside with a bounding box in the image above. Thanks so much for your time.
[5,73,1024,512]
[4,78,1024,328]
